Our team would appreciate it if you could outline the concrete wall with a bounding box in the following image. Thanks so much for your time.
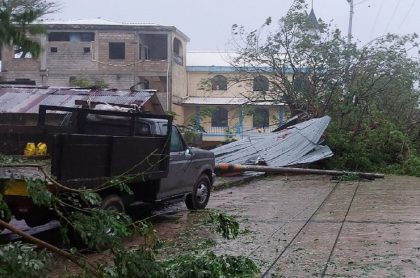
[187,71,277,99]
[170,34,188,122]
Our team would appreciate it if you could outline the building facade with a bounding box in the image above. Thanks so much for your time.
[0,19,189,111]
[178,52,286,143]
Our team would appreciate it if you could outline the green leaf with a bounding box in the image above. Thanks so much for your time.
[25,178,53,207]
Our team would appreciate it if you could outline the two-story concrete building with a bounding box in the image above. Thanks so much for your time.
[180,51,286,143]
[0,18,189,111]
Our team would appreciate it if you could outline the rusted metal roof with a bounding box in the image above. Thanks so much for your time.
[212,116,333,166]
[0,87,157,113]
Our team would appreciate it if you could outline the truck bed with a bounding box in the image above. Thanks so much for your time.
[1,105,173,189]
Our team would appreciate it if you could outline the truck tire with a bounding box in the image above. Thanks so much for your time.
[185,174,211,210]
[101,195,125,213]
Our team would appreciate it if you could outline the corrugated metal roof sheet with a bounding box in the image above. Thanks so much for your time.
[181,97,285,106]
[0,87,155,113]
[38,18,158,26]
[212,116,333,166]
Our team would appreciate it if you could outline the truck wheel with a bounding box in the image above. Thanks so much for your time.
[101,195,125,213]
[185,174,211,210]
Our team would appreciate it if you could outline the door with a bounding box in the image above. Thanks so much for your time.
[158,127,193,199]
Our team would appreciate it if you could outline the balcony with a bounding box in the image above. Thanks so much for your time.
[202,126,278,141]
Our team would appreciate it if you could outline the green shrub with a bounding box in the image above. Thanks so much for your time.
[0,242,51,277]
[326,119,420,176]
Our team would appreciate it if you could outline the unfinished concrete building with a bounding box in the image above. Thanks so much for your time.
[0,19,189,110]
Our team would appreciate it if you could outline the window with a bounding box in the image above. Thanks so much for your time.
[139,34,167,60]
[48,32,95,42]
[173,38,183,65]
[170,127,185,152]
[135,122,151,135]
[253,108,269,128]
[293,74,310,92]
[173,38,182,57]
[139,44,149,60]
[211,75,227,90]
[211,107,228,127]
[50,47,58,53]
[253,75,269,91]
[83,47,91,54]
[109,42,125,59]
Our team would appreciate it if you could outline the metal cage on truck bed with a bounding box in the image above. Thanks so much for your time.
[37,105,173,187]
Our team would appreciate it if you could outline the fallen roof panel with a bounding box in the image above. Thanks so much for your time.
[212,116,333,166]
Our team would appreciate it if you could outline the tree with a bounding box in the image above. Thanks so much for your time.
[0,0,57,58]
[229,0,420,173]
[230,0,419,115]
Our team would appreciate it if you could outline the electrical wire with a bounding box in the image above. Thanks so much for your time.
[355,0,371,6]
[384,0,402,34]
[398,0,416,30]
[369,0,384,39]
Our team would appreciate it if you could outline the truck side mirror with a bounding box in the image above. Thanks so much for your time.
[185,148,193,158]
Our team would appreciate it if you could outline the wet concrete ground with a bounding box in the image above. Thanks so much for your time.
[3,174,420,277]
[204,175,420,277]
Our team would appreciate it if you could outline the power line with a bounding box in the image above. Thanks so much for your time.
[384,0,402,34]
[398,0,416,30]
[369,0,384,39]
[355,0,371,6]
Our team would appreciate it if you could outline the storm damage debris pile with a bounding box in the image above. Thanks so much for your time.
[212,116,333,167]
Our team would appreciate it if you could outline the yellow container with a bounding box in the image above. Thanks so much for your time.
[24,142,36,156]
[36,142,47,156]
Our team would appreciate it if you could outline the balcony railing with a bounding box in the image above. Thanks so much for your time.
[202,126,278,140]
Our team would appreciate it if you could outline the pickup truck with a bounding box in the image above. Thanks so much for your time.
[0,105,215,228]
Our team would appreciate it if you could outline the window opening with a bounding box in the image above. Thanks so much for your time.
[253,108,269,128]
[253,75,269,91]
[211,75,227,90]
[109,42,125,60]
[211,107,228,127]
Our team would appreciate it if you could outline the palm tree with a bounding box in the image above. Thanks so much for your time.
[0,2,46,58]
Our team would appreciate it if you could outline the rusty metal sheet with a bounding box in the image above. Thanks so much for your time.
[212,116,333,166]
[0,87,155,113]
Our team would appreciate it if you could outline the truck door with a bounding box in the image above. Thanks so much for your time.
[157,127,193,199]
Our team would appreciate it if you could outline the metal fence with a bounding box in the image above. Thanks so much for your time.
[202,126,278,140]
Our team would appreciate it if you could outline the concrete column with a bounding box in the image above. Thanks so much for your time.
[278,105,285,126]
[195,105,201,129]
[39,34,47,71]
[238,106,244,138]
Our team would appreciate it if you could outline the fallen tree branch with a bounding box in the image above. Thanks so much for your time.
[0,219,100,277]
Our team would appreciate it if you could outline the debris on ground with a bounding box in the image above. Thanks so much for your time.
[212,116,333,167]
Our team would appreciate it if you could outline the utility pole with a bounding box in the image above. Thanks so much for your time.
[344,0,354,102]
[347,0,354,44]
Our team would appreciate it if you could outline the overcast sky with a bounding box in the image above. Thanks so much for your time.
[53,0,419,51]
